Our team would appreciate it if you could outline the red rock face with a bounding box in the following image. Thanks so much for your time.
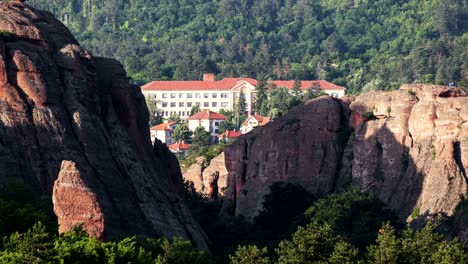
[223,85,468,234]
[0,3,207,248]
[223,97,346,219]
[53,161,105,239]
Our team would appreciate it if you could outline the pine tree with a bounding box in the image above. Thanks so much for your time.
[255,77,268,116]
[172,124,192,143]
[235,91,247,128]
[292,78,302,98]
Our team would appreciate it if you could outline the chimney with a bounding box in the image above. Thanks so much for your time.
[203,73,215,82]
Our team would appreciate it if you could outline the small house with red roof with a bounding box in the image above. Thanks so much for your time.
[240,115,270,134]
[187,110,227,142]
[150,121,178,144]
[218,130,243,143]
[168,141,192,158]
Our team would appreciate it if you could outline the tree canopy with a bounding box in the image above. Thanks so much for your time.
[31,0,467,92]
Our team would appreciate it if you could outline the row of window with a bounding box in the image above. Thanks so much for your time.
[157,92,230,99]
[162,111,191,117]
[161,102,229,108]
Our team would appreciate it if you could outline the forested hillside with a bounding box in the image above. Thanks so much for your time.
[31,0,467,92]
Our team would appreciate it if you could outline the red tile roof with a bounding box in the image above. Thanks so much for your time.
[168,141,191,151]
[150,121,177,131]
[188,110,227,120]
[219,130,243,139]
[242,115,270,127]
[141,78,257,91]
[141,78,344,91]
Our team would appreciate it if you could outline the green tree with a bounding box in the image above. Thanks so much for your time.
[0,222,55,264]
[145,96,163,127]
[172,124,192,143]
[153,238,214,264]
[229,245,270,264]
[276,223,359,264]
[235,91,247,128]
[190,104,200,116]
[268,87,291,118]
[169,113,181,122]
[218,109,236,134]
[255,77,268,116]
[292,78,302,98]
[303,189,399,252]
[366,223,401,264]
[191,126,211,153]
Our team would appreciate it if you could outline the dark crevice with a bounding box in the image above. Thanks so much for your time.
[453,141,467,184]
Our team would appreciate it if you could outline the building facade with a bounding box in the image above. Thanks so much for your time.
[150,121,178,144]
[240,115,270,134]
[141,73,346,119]
[187,110,228,142]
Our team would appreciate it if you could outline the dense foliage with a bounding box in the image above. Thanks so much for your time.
[31,0,467,92]
[0,180,466,263]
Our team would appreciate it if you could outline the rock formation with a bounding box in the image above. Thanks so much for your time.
[182,152,228,198]
[223,85,468,231]
[0,2,207,248]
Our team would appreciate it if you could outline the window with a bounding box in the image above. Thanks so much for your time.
[179,93,184,98]
[178,111,181,116]
[153,94,157,99]
[179,102,184,107]
[187,102,192,107]
[204,93,209,98]
[212,93,217,98]
[204,102,209,107]
[221,93,229,98]
[212,102,217,107]
[170,93,176,98]
[170,102,176,107]
[162,102,168,107]
[221,102,228,107]
[165,111,168,116]
[162,93,167,98]
[215,129,219,134]
[187,93,193,98]
[187,111,190,116]
[181,112,185,116]
[195,93,201,98]
[214,121,219,126]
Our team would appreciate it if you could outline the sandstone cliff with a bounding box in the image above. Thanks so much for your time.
[223,85,468,232]
[0,2,207,247]
[182,153,228,199]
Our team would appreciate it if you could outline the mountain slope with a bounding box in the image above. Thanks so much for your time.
[31,0,467,91]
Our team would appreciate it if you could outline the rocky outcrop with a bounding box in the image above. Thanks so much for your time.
[223,85,468,228]
[182,153,228,199]
[53,161,105,239]
[223,97,346,219]
[202,152,228,198]
[0,2,207,248]
[183,157,207,193]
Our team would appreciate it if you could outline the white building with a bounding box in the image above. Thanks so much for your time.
[240,115,271,134]
[150,121,178,144]
[141,73,346,119]
[187,110,227,142]
[168,141,192,158]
